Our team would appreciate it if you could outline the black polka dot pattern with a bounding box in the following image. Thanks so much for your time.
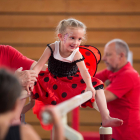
[34,93,39,99]
[46,92,49,97]
[81,90,85,94]
[80,79,85,84]
[62,92,67,98]
[92,81,97,86]
[39,73,45,76]
[34,82,37,86]
[72,84,77,88]
[67,77,73,80]
[53,75,57,79]
[51,101,57,105]
[44,77,49,82]
[85,51,90,56]
[85,62,90,66]
[53,84,57,90]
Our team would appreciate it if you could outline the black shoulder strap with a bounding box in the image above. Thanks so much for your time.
[47,44,53,54]
[75,55,85,63]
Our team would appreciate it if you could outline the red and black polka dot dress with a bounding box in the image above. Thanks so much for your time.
[32,44,103,130]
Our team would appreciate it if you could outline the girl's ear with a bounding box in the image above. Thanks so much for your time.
[58,33,63,41]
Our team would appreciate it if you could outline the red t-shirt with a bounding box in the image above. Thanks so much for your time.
[95,62,140,140]
[0,45,34,71]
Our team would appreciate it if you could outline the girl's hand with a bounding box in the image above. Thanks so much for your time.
[85,86,96,99]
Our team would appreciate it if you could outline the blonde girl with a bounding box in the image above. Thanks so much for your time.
[32,18,123,130]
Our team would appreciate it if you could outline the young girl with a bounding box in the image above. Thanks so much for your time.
[32,18,123,130]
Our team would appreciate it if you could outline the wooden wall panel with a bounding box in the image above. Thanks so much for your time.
[80,109,101,124]
[0,0,140,13]
[25,110,72,124]
[1,31,140,44]
[1,15,140,29]
[0,15,66,28]
[67,0,140,13]
[25,109,101,124]
[80,126,100,132]
[0,0,66,13]
[71,15,140,29]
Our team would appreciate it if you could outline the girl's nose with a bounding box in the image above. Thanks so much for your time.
[73,39,79,45]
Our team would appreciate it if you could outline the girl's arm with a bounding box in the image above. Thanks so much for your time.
[21,124,41,140]
[33,46,52,74]
[74,51,95,97]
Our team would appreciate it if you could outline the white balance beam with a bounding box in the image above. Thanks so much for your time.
[42,91,99,124]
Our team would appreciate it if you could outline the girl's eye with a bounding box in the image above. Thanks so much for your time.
[79,38,82,41]
[70,37,74,39]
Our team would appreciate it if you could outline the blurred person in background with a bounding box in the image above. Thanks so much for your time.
[95,39,140,140]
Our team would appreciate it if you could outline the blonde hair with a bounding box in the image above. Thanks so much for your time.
[56,18,86,40]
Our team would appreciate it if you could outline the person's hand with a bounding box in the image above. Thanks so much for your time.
[85,86,96,99]
[15,67,38,93]
[41,106,64,140]
[29,94,35,105]
[42,106,61,126]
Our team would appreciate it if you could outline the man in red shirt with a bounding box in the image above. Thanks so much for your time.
[95,39,140,140]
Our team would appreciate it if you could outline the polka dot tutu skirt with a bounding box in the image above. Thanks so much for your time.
[33,70,103,106]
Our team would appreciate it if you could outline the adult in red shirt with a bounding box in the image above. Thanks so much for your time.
[0,45,39,124]
[95,39,140,140]
[0,45,38,92]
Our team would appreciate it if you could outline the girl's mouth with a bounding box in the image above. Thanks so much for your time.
[70,45,75,49]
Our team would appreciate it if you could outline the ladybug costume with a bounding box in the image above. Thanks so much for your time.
[32,41,103,130]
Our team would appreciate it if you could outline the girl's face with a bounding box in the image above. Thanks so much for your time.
[59,27,85,52]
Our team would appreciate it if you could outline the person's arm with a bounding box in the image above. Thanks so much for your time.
[7,45,34,71]
[21,124,41,140]
[105,72,133,102]
[41,106,64,140]
[5,46,38,92]
[33,47,51,74]
[95,69,109,83]
[74,51,95,98]
[30,61,48,71]
[104,90,118,102]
